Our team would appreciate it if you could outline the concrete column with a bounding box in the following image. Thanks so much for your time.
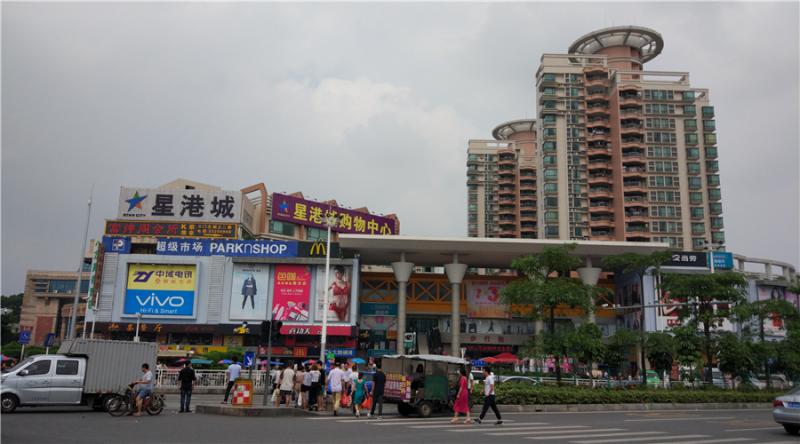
[737,258,746,272]
[445,255,468,357]
[765,263,773,279]
[391,253,414,354]
[577,256,602,324]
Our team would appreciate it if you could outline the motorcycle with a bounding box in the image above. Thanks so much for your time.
[107,383,164,417]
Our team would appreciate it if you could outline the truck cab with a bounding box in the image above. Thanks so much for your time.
[1,354,87,412]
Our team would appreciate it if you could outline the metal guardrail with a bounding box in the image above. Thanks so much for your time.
[156,369,269,389]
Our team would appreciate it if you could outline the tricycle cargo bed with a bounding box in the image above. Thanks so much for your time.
[58,339,157,394]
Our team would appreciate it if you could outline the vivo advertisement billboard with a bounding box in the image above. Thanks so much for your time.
[123,263,197,317]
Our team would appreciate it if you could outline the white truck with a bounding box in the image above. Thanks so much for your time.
[1,339,157,413]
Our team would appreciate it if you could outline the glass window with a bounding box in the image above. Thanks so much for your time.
[692,223,705,234]
[685,133,698,144]
[707,175,720,186]
[56,360,79,375]
[544,212,558,222]
[545,197,558,208]
[542,73,556,82]
[688,177,702,189]
[710,203,723,214]
[703,120,715,131]
[543,128,557,137]
[690,207,704,219]
[47,280,89,294]
[712,231,725,243]
[702,106,715,116]
[306,227,328,241]
[544,183,558,193]
[683,91,695,101]
[24,360,51,376]
[543,155,557,165]
[542,141,556,152]
[687,162,701,174]
[704,133,717,145]
[706,160,719,172]
[545,226,559,237]
[708,189,722,200]
[683,119,697,131]
[689,192,703,204]
[705,147,718,158]
[711,217,724,229]
[683,105,696,116]
[543,169,557,179]
[269,220,296,237]
[542,114,557,124]
[686,147,700,159]
[543,100,557,109]
[543,87,557,96]
[692,238,706,249]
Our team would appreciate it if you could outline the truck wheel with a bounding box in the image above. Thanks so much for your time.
[91,396,106,412]
[417,401,433,418]
[784,424,799,435]
[397,403,413,416]
[2,394,19,413]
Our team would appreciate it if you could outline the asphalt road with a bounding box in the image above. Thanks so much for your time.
[2,395,797,444]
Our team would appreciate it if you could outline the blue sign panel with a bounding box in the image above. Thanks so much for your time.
[18,330,31,345]
[360,303,398,316]
[155,238,297,258]
[124,290,195,316]
[244,351,255,368]
[711,252,734,270]
[102,236,131,254]
[44,333,56,347]
[329,348,356,358]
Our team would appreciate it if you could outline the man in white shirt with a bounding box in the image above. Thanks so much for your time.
[475,367,502,425]
[327,363,346,416]
[279,364,295,407]
[131,363,154,416]
[221,358,242,404]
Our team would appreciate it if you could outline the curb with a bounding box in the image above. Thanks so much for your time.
[196,404,317,417]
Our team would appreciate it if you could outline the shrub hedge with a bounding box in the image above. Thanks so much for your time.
[472,384,782,405]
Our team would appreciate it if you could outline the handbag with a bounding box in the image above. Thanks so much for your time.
[361,395,372,410]
[340,393,351,407]
[270,388,280,403]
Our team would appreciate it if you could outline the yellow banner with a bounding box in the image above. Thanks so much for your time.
[126,263,196,291]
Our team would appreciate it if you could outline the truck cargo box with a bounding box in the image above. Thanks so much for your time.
[58,339,158,395]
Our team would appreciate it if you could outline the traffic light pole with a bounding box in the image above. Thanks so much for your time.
[262,320,273,406]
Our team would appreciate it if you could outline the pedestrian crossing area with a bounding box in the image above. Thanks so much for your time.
[305,415,796,444]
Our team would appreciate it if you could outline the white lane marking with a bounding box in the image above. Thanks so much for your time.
[450,425,586,434]
[724,426,784,432]
[570,434,709,444]
[409,421,536,429]
[372,419,516,426]
[492,428,624,437]
[644,439,753,444]
[308,415,441,421]
[624,416,735,422]
[526,431,662,440]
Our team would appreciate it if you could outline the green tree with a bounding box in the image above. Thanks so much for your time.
[602,251,672,385]
[661,272,748,382]
[775,327,800,382]
[603,328,638,377]
[502,244,609,383]
[734,298,799,388]
[717,331,757,383]
[565,323,605,380]
[1,293,24,343]
[671,324,703,384]
[646,331,676,377]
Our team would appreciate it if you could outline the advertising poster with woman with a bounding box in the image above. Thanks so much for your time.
[272,264,311,322]
[230,264,269,321]
[315,265,352,322]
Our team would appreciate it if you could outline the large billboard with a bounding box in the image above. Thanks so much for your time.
[466,280,510,319]
[272,265,312,322]
[117,187,242,223]
[271,192,398,235]
[124,264,197,318]
[314,265,353,323]
[757,285,800,337]
[156,238,296,257]
[230,264,270,321]
[105,221,237,239]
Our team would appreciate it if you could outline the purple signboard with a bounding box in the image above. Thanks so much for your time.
[271,193,398,235]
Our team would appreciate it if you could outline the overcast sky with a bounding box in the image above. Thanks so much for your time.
[2,2,798,294]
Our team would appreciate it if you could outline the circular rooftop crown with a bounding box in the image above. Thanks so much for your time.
[568,26,664,64]
[492,119,536,140]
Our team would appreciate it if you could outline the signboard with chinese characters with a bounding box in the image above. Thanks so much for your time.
[105,221,237,239]
[123,264,197,318]
[117,187,242,223]
[271,192,398,235]
[155,238,297,257]
[711,251,734,270]
[279,324,355,336]
[272,265,312,322]
[466,280,510,319]
[664,251,708,268]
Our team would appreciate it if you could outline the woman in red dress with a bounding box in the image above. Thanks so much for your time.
[451,367,472,424]
[328,266,351,321]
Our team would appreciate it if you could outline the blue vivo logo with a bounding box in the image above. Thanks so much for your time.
[124,289,195,317]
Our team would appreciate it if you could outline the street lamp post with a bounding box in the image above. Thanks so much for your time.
[134,313,142,342]
[68,187,93,339]
[319,215,338,364]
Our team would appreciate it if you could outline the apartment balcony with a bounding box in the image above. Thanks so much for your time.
[498,207,516,217]
[589,202,613,213]
[587,147,610,157]
[620,140,645,150]
[587,162,611,173]
[520,213,537,222]
[519,182,536,192]
[586,132,610,143]
[588,174,612,185]
[626,234,650,242]
[622,168,646,179]
[498,158,516,168]
[586,77,608,88]
[586,119,610,130]
[590,228,615,240]
[621,154,646,165]
[620,125,644,137]
[498,228,516,238]
[519,165,536,175]
[625,212,649,223]
[586,91,608,102]
[589,218,614,228]
[584,65,607,76]
[619,96,642,107]
[588,189,613,199]
[619,84,642,93]
[497,176,515,186]
[586,106,610,116]
[623,196,648,208]
[498,168,515,177]
[623,185,648,194]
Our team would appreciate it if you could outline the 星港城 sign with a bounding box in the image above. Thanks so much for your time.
[117,187,242,223]
[271,192,398,235]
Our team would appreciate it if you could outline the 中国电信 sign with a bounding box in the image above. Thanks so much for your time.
[124,264,197,317]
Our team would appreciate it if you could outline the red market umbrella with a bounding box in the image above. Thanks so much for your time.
[490,353,519,364]
[479,356,498,364]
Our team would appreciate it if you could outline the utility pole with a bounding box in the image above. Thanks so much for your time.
[68,186,93,340]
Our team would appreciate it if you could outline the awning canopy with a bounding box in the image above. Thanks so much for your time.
[339,235,669,268]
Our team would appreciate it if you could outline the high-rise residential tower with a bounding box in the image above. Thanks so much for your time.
[467,120,537,239]
[468,26,724,251]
